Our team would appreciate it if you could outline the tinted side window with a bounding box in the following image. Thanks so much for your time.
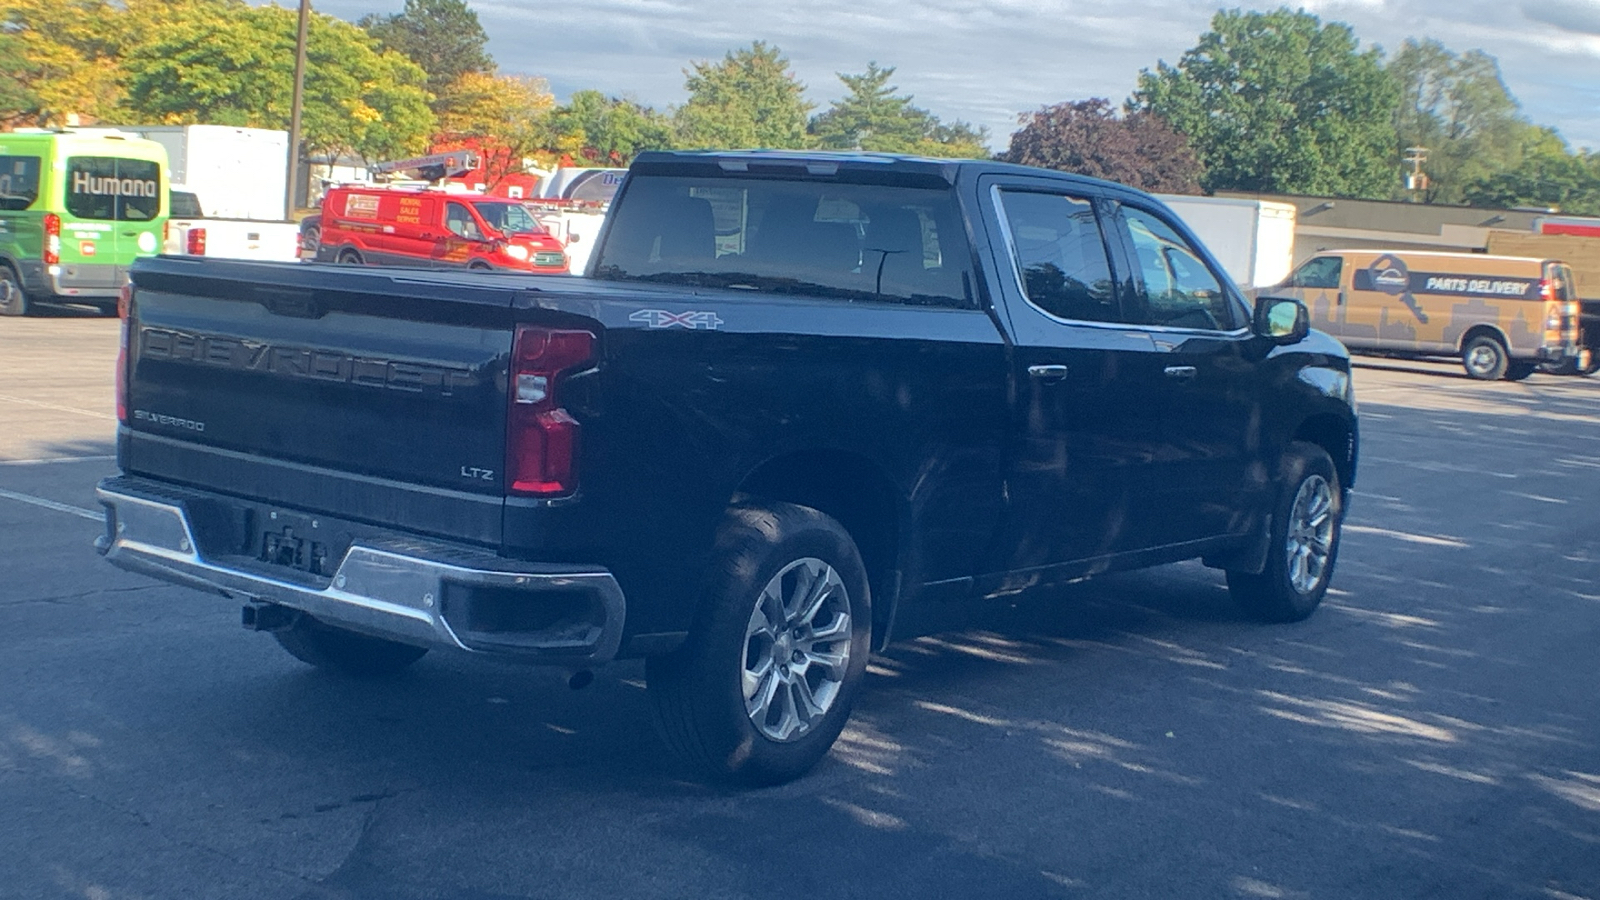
[593,175,975,308]
[65,157,162,222]
[997,189,1120,323]
[0,156,42,211]
[1288,256,1342,289]
[445,202,482,239]
[1121,206,1237,330]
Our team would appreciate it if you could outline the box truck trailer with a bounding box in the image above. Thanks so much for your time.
[1155,195,1297,290]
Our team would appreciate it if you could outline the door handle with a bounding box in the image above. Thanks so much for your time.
[1337,289,1347,305]
[1164,365,1197,380]
[1028,364,1069,382]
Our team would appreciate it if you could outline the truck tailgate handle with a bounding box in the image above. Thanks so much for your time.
[1164,365,1198,380]
[1028,364,1069,382]
[256,287,322,318]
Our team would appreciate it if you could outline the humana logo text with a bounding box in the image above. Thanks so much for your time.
[72,172,158,198]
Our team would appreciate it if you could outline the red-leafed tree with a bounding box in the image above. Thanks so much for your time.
[1001,99,1204,194]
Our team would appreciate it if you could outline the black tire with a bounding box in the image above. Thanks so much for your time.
[1227,441,1343,623]
[0,264,30,317]
[467,261,492,271]
[1461,335,1508,380]
[1504,361,1538,382]
[273,614,428,677]
[337,249,364,266]
[1581,349,1600,376]
[647,502,871,786]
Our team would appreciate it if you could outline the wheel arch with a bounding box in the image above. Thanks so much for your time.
[1292,412,1356,492]
[731,449,908,651]
[1457,323,1510,355]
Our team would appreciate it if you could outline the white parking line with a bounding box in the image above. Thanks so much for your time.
[0,487,102,521]
[0,394,115,419]
[0,455,117,467]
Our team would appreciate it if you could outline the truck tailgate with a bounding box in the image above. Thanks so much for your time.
[122,258,532,546]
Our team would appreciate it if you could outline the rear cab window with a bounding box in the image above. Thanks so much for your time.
[65,156,162,222]
[593,173,976,308]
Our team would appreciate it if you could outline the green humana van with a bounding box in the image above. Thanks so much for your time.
[0,129,169,316]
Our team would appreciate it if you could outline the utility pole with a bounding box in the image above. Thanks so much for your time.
[286,0,311,217]
[1404,147,1429,202]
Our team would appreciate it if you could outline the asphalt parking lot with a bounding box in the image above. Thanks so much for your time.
[1,308,1597,900]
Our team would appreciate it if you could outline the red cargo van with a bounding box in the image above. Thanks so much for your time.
[316,186,569,273]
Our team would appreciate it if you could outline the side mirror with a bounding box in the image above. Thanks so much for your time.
[1253,296,1310,345]
[566,233,582,244]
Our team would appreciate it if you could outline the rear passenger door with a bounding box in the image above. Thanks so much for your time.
[1106,200,1264,546]
[977,177,1170,573]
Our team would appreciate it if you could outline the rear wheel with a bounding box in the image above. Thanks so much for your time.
[0,265,30,317]
[337,248,364,266]
[468,260,492,271]
[273,614,428,677]
[647,502,871,786]
[1228,441,1343,623]
[1461,335,1508,380]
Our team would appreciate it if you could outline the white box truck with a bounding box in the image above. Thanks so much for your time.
[132,125,289,220]
[1155,195,1297,290]
[125,125,301,261]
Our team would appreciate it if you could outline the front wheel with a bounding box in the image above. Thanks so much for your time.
[647,503,871,786]
[1461,335,1508,380]
[273,614,428,677]
[1228,441,1343,623]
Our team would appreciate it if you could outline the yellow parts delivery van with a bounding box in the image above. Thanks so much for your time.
[1278,250,1582,380]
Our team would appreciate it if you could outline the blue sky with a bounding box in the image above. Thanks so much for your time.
[301,0,1600,155]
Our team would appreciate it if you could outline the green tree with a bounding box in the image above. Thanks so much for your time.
[119,0,434,162]
[1389,39,1527,203]
[359,0,492,105]
[808,62,988,158]
[810,63,927,151]
[1133,8,1400,198]
[0,31,41,126]
[1002,99,1204,193]
[675,42,812,150]
[0,0,126,125]
[548,90,676,165]
[434,71,554,187]
[1461,128,1600,215]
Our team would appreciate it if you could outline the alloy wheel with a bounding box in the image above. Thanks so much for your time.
[1285,474,1335,594]
[742,557,853,742]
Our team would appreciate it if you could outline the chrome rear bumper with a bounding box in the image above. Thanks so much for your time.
[95,476,625,664]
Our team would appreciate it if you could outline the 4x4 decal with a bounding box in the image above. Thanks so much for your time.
[629,309,724,330]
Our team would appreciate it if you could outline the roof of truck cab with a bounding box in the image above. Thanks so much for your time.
[629,150,1154,197]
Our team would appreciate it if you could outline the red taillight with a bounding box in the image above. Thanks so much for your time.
[1540,278,1555,301]
[43,213,60,265]
[506,326,595,496]
[116,283,132,424]
[186,227,207,256]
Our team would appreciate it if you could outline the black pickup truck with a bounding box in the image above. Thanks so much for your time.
[97,151,1358,785]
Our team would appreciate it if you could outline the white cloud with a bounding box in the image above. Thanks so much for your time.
[300,0,1600,151]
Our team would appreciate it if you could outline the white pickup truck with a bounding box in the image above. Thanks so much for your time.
[165,188,301,262]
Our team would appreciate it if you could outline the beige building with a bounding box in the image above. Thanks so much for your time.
[1213,192,1551,266]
